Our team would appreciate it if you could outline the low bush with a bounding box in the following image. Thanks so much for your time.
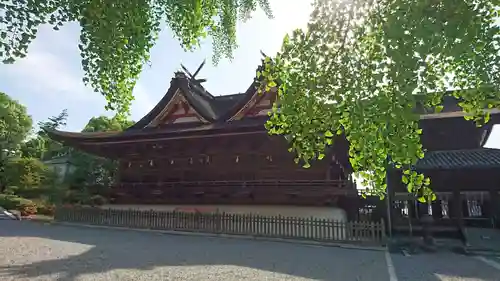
[63,190,85,204]
[21,205,37,217]
[0,194,37,216]
[90,194,107,206]
[37,204,55,216]
[3,186,19,195]
[32,199,55,216]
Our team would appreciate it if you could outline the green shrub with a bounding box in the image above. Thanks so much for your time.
[0,194,23,210]
[45,184,69,205]
[3,186,19,195]
[90,195,107,206]
[11,186,48,199]
[0,194,37,216]
[31,198,55,216]
[3,157,52,189]
[37,203,55,216]
[63,190,88,204]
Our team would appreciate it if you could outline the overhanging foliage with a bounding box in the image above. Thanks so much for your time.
[259,0,500,201]
[1,0,272,114]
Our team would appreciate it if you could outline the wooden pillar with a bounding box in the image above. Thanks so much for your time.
[408,199,417,219]
[490,190,500,228]
[432,199,443,219]
[417,201,428,217]
[453,189,464,229]
[481,197,490,218]
[386,170,394,237]
[462,196,469,218]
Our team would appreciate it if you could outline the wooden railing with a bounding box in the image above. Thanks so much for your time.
[117,180,355,194]
[55,207,386,245]
[112,180,356,205]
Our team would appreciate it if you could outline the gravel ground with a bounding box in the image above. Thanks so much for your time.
[2,221,500,281]
[0,220,388,281]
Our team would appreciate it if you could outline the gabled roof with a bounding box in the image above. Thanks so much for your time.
[128,72,259,130]
[416,148,500,170]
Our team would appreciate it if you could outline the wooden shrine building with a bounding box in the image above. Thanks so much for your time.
[46,67,357,220]
[46,60,500,229]
[385,96,500,235]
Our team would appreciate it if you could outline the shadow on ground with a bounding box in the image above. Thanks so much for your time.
[1,221,499,281]
[0,220,388,281]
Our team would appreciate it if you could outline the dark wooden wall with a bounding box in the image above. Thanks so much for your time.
[115,134,347,184]
[388,169,500,193]
[419,114,500,151]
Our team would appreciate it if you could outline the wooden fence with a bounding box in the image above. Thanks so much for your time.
[54,207,386,245]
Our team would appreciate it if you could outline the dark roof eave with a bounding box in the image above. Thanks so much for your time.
[389,148,500,171]
[46,119,269,145]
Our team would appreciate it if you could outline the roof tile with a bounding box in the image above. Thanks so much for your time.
[416,148,500,169]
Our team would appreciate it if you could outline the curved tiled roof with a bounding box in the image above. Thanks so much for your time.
[128,72,258,130]
[416,148,500,169]
[45,116,269,144]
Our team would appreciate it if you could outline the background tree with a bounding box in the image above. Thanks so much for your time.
[2,157,55,198]
[0,92,32,192]
[20,109,69,160]
[66,115,134,202]
[1,0,273,114]
[260,0,500,200]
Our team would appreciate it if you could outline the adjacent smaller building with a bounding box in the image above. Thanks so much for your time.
[388,148,500,234]
[43,155,75,183]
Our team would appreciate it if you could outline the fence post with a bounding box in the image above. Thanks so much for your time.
[52,207,387,245]
[215,210,222,234]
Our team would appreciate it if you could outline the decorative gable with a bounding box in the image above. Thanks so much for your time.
[229,89,277,121]
[146,91,207,127]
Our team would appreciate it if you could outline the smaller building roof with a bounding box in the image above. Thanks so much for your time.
[43,155,75,165]
[416,148,500,170]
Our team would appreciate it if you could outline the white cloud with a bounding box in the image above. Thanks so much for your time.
[1,2,313,130]
[5,51,98,102]
[1,23,156,127]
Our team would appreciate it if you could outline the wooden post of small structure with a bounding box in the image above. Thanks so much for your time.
[453,189,466,243]
[386,168,393,238]
[407,198,413,238]
[489,189,499,229]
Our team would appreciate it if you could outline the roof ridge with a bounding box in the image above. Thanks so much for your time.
[428,147,499,154]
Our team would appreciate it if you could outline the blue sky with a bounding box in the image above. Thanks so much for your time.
[0,0,312,132]
[1,0,499,148]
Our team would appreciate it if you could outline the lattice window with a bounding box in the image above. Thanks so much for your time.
[467,200,483,217]
[441,200,450,218]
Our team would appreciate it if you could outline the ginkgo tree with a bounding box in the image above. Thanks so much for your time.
[258,0,500,201]
[1,0,272,114]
